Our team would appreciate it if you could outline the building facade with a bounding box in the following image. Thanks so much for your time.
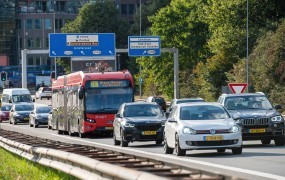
[0,0,149,67]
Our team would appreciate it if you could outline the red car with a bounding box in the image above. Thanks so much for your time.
[0,104,12,122]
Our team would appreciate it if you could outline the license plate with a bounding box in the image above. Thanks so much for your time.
[105,127,113,130]
[249,129,265,133]
[142,131,157,135]
[204,135,224,141]
[24,118,29,121]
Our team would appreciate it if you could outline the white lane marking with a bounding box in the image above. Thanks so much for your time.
[50,134,285,180]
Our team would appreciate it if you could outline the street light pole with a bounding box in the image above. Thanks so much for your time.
[53,0,57,79]
[139,0,142,99]
[246,0,249,92]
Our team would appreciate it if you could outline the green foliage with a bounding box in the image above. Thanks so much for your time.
[0,148,76,179]
[130,0,171,35]
[141,0,211,99]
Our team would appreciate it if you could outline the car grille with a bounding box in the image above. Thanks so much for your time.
[191,140,238,146]
[196,129,230,134]
[135,123,162,131]
[241,118,270,125]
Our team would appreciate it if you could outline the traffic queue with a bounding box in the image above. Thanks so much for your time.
[0,86,285,156]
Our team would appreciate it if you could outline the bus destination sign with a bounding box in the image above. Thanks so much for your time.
[90,80,129,88]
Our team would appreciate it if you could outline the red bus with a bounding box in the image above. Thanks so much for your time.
[50,70,134,137]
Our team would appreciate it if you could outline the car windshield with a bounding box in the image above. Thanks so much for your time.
[15,105,33,111]
[36,106,51,113]
[180,105,230,120]
[1,105,12,111]
[154,98,165,104]
[12,94,32,103]
[224,95,273,110]
[124,104,164,117]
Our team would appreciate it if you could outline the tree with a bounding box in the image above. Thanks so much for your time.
[58,0,131,72]
[140,0,210,99]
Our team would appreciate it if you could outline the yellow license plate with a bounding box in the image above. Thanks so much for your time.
[204,135,224,141]
[24,118,29,120]
[142,131,157,135]
[105,127,113,130]
[249,129,265,133]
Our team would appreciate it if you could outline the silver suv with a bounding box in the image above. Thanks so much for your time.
[218,92,285,146]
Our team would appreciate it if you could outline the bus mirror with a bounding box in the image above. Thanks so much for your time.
[78,87,84,99]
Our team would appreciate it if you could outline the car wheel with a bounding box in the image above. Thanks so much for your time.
[120,129,128,147]
[175,134,186,156]
[164,135,174,154]
[156,140,163,145]
[261,139,271,145]
[217,149,226,153]
[34,124,38,128]
[232,146,242,155]
[58,129,63,134]
[113,131,120,146]
[274,137,285,146]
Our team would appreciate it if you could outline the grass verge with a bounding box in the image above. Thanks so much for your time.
[0,147,78,180]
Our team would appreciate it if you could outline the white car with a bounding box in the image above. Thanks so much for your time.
[35,87,52,100]
[164,102,242,156]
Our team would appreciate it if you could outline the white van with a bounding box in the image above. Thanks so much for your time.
[1,88,34,104]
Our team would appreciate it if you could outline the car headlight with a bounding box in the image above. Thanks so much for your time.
[271,116,283,122]
[229,125,240,133]
[124,123,135,128]
[14,113,20,117]
[183,127,196,134]
[86,118,96,123]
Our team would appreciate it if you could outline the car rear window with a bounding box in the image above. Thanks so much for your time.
[43,87,51,92]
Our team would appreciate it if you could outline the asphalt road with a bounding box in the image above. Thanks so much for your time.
[1,99,285,180]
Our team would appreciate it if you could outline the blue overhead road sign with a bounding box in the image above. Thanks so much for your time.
[128,36,160,56]
[49,33,115,57]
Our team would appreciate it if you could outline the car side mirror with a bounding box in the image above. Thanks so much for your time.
[115,114,121,118]
[167,118,177,123]
[165,111,170,118]
[78,86,84,99]
[275,104,282,110]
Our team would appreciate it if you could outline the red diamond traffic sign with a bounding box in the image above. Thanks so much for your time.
[228,83,248,94]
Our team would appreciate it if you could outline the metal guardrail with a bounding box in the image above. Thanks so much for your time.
[0,135,166,180]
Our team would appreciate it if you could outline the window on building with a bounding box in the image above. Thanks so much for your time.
[45,19,52,29]
[28,38,33,48]
[16,19,22,29]
[45,37,49,48]
[35,19,41,29]
[27,19,33,29]
[55,19,64,29]
[35,38,41,48]
[128,4,135,14]
[19,37,23,49]
[28,57,33,65]
[121,4,127,14]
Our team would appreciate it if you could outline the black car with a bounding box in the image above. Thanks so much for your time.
[29,105,51,128]
[146,96,167,112]
[218,92,285,146]
[113,102,166,147]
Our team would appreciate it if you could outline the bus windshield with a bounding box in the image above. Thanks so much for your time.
[85,88,133,113]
